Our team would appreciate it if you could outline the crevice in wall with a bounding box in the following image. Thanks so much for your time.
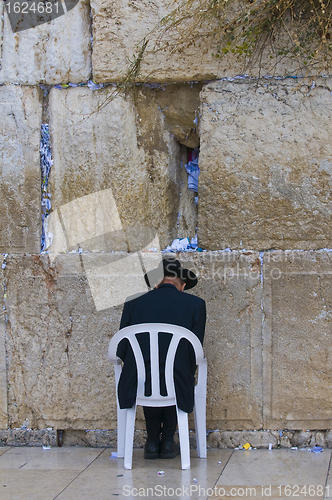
[259,250,265,425]
[40,86,53,252]
[89,2,93,81]
[57,429,64,447]
[148,82,202,252]
[0,1,4,71]
[1,253,8,429]
[174,145,200,249]
[2,256,7,352]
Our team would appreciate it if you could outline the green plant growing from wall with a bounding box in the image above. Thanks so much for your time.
[152,0,332,73]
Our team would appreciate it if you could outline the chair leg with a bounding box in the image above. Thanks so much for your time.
[193,405,200,455]
[193,401,207,459]
[117,406,127,458]
[124,405,136,470]
[176,408,190,470]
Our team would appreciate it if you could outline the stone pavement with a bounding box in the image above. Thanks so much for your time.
[0,446,332,500]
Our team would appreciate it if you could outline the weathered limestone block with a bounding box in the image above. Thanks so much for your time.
[0,429,57,446]
[0,262,7,429]
[326,431,332,448]
[0,0,91,84]
[61,428,147,447]
[207,430,278,449]
[310,431,326,448]
[0,85,42,253]
[135,87,198,239]
[91,0,316,82]
[262,251,332,429]
[179,252,263,430]
[5,253,121,429]
[279,431,293,448]
[150,83,202,149]
[289,431,313,448]
[199,78,332,250]
[62,429,117,447]
[91,0,222,83]
[47,86,196,253]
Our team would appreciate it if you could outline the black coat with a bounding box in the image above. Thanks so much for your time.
[116,283,206,413]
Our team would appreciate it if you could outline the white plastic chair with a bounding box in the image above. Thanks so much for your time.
[108,323,207,470]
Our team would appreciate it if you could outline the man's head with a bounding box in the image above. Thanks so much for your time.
[157,276,186,292]
[144,258,197,290]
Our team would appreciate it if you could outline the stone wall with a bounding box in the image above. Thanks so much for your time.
[0,0,332,442]
[2,251,332,432]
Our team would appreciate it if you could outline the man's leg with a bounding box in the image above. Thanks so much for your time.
[143,407,162,459]
[160,406,177,442]
[143,406,179,459]
[160,406,180,459]
[143,407,163,442]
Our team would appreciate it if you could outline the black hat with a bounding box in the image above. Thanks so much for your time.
[144,258,197,290]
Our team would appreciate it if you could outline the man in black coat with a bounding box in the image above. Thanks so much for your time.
[117,258,206,459]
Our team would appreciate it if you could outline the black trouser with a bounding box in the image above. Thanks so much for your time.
[143,406,177,443]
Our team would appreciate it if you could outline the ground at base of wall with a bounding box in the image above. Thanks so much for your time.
[1,429,332,449]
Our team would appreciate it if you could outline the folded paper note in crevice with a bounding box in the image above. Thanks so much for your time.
[185,159,200,192]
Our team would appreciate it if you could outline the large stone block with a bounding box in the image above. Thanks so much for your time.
[152,83,202,149]
[91,0,222,83]
[0,262,7,429]
[0,85,42,254]
[199,78,332,250]
[0,429,57,446]
[5,253,121,429]
[207,430,278,449]
[179,252,263,430]
[47,86,196,253]
[91,0,322,83]
[0,0,91,84]
[262,251,332,429]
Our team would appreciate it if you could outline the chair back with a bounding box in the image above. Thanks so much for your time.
[108,323,205,407]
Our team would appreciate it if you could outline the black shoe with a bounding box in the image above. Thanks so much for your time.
[144,440,160,459]
[160,441,180,459]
